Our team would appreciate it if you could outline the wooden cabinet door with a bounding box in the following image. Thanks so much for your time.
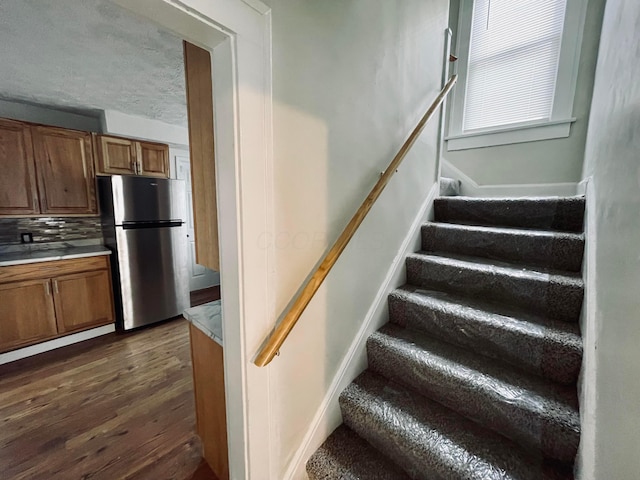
[52,269,115,334]
[95,135,137,175]
[136,141,170,178]
[0,279,57,353]
[0,119,40,215]
[32,126,97,215]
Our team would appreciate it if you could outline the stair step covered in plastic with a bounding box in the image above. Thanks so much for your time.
[434,196,585,233]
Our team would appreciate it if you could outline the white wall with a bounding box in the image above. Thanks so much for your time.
[579,1,640,478]
[262,0,448,476]
[0,98,101,131]
[443,0,605,186]
[101,110,189,147]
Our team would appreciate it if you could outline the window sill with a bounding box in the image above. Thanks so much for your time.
[445,118,576,151]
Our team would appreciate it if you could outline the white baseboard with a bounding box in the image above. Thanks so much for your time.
[283,182,440,480]
[442,159,579,198]
[0,324,116,366]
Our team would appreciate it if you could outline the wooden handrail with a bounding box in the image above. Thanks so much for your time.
[254,75,458,367]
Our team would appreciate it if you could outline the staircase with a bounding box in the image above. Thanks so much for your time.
[306,196,585,480]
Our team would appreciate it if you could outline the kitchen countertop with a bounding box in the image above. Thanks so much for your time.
[183,300,223,347]
[0,245,112,267]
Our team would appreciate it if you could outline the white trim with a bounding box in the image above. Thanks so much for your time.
[448,0,588,150]
[282,182,440,480]
[576,176,597,480]
[0,324,116,366]
[446,118,575,151]
[112,2,275,479]
[441,159,578,197]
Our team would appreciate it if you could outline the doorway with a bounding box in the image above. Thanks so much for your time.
[114,1,277,478]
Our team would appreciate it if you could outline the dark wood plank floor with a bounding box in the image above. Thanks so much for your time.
[0,319,218,480]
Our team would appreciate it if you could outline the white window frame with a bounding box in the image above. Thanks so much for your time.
[446,0,589,151]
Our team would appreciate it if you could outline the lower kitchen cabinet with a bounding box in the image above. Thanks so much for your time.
[0,279,58,352]
[53,269,114,334]
[0,256,115,354]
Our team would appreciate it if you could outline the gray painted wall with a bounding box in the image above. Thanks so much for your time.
[579,1,640,478]
[444,0,605,186]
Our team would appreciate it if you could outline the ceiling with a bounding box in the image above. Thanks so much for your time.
[0,0,187,127]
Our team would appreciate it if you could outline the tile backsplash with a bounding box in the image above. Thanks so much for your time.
[0,217,103,245]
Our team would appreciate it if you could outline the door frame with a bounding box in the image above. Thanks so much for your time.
[112,1,276,479]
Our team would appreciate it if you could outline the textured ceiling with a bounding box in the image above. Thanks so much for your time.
[0,0,187,126]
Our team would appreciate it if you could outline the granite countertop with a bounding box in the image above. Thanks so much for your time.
[0,244,112,267]
[183,300,223,346]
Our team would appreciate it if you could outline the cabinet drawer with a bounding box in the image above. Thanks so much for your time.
[0,256,110,284]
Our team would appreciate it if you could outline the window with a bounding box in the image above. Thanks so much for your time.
[447,0,588,151]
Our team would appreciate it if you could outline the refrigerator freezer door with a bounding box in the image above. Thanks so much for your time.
[115,224,189,329]
[112,176,186,224]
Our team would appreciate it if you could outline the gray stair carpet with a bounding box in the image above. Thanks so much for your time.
[308,196,584,480]
[439,177,462,196]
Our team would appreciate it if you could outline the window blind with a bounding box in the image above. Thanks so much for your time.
[463,0,568,131]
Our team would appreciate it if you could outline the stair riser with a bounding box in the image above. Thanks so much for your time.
[421,224,584,272]
[434,198,585,233]
[406,256,584,322]
[367,333,580,463]
[388,293,582,385]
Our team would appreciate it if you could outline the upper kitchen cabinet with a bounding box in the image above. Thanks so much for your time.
[137,141,170,178]
[0,119,40,216]
[95,135,169,178]
[32,126,98,215]
[95,135,137,175]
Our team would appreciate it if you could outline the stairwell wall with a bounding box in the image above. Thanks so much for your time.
[261,0,448,476]
[578,1,640,478]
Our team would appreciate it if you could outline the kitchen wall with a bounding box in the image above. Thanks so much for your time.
[578,1,640,478]
[0,217,103,246]
[0,98,101,132]
[261,0,448,475]
[443,0,606,187]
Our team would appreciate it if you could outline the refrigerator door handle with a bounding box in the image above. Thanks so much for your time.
[121,220,184,230]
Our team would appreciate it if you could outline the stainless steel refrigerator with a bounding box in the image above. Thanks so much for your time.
[98,176,189,331]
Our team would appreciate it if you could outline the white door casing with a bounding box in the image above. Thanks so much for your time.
[113,1,277,479]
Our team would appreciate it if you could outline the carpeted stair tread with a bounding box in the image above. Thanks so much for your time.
[388,285,582,385]
[306,424,411,480]
[434,196,585,233]
[340,370,574,480]
[307,195,584,478]
[406,252,584,322]
[422,222,584,272]
[367,323,580,462]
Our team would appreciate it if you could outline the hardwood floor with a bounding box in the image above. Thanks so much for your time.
[0,319,218,480]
